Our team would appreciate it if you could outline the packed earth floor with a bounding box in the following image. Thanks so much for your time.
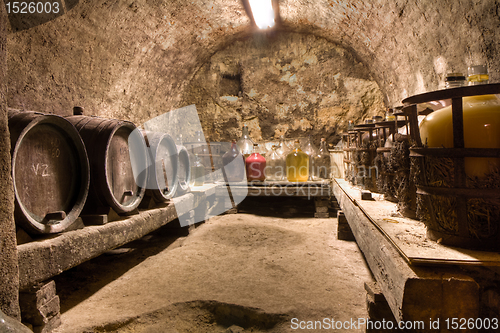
[52,197,374,333]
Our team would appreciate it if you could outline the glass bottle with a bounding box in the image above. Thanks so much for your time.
[276,136,287,158]
[190,153,205,186]
[245,143,266,182]
[257,143,268,158]
[303,136,318,180]
[348,120,354,130]
[420,94,500,178]
[467,65,489,85]
[385,108,395,121]
[194,130,211,182]
[286,140,309,182]
[222,141,245,183]
[445,72,466,88]
[236,124,254,158]
[315,138,333,179]
[265,145,286,181]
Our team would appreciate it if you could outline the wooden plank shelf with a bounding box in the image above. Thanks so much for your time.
[335,179,500,266]
[17,184,221,290]
[215,180,331,197]
[215,180,332,218]
[332,179,481,326]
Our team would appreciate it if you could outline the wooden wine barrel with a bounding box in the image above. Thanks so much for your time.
[142,131,179,202]
[66,116,148,215]
[175,145,191,197]
[8,111,90,234]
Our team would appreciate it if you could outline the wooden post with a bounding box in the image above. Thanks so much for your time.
[451,97,469,238]
[0,5,21,320]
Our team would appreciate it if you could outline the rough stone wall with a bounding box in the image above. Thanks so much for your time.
[181,32,385,143]
[6,0,250,125]
[280,0,500,104]
[0,3,21,320]
[5,1,500,126]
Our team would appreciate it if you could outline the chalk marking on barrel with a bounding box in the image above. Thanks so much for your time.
[51,148,60,158]
[32,163,50,177]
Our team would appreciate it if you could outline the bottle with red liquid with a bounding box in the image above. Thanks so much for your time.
[245,143,266,182]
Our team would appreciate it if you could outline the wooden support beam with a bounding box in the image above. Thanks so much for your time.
[333,180,480,326]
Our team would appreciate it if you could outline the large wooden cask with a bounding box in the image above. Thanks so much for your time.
[142,131,178,202]
[8,111,90,234]
[66,116,148,215]
[174,145,191,197]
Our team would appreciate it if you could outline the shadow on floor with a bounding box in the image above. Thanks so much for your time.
[53,220,189,314]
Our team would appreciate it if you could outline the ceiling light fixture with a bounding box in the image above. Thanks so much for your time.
[247,0,275,30]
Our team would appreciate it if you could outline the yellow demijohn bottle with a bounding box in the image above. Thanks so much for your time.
[286,140,309,182]
[419,94,500,178]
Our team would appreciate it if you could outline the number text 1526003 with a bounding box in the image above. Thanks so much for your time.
[5,2,60,14]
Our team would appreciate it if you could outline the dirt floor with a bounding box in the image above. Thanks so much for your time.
[52,197,374,333]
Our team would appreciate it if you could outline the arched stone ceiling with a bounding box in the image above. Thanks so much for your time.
[6,0,500,125]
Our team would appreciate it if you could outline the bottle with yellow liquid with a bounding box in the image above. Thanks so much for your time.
[286,140,309,182]
[419,94,500,179]
[467,65,489,85]
[385,108,396,121]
